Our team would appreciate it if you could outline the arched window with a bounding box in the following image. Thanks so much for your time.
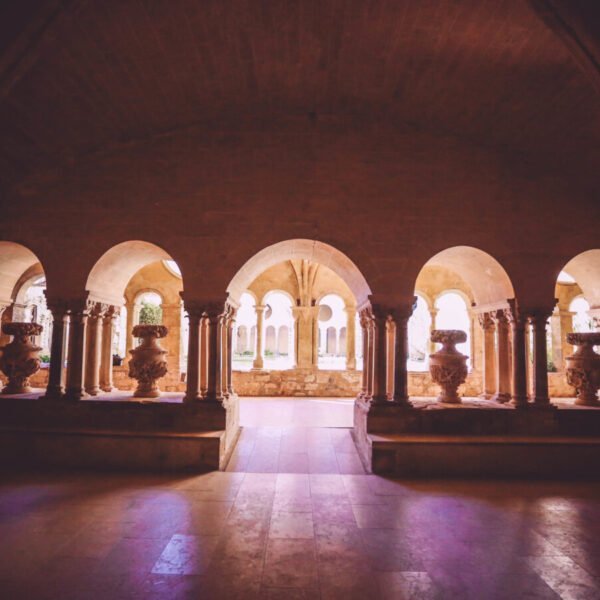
[435,292,471,367]
[318,294,346,369]
[134,291,163,325]
[232,292,256,371]
[408,294,432,372]
[262,291,294,370]
[570,296,593,333]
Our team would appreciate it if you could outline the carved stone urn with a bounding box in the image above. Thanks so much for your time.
[128,325,169,398]
[566,332,600,407]
[0,322,43,394]
[429,329,468,404]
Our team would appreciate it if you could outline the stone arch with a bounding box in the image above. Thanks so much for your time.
[86,241,181,306]
[0,241,45,306]
[417,246,515,309]
[227,239,372,307]
[558,249,600,309]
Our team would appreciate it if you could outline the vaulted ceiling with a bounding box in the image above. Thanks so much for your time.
[0,0,598,186]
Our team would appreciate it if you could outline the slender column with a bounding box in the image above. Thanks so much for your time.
[204,304,225,401]
[200,316,209,397]
[219,307,229,397]
[227,309,236,395]
[99,306,118,392]
[65,300,91,401]
[371,305,390,403]
[529,310,552,406]
[492,310,511,403]
[43,298,69,399]
[525,322,533,398]
[312,307,319,367]
[366,313,376,398]
[125,300,135,357]
[345,306,357,370]
[358,310,370,397]
[428,307,438,356]
[478,313,497,399]
[184,304,202,402]
[252,305,266,370]
[84,303,105,396]
[508,300,528,408]
[391,306,413,406]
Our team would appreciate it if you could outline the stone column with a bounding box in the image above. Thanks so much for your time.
[508,300,528,408]
[529,310,552,406]
[205,304,225,402]
[358,310,370,397]
[345,306,357,370]
[478,313,496,399]
[219,310,229,397]
[43,298,69,399]
[125,299,135,357]
[371,305,390,403]
[252,305,266,370]
[200,316,208,397]
[99,306,118,392]
[183,304,202,402]
[366,313,376,398]
[311,307,319,367]
[84,303,105,396]
[391,306,413,406]
[65,300,91,401]
[492,310,511,403]
[161,302,182,385]
[428,307,438,357]
[227,309,236,395]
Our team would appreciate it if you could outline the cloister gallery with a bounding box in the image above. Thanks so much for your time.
[1,1,600,597]
[0,235,599,474]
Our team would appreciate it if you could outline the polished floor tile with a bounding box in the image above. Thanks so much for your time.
[1,397,600,598]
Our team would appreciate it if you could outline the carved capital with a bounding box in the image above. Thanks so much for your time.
[478,312,495,331]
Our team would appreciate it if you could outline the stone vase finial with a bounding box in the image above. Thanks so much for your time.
[566,333,600,407]
[128,325,168,398]
[0,322,44,394]
[429,329,468,404]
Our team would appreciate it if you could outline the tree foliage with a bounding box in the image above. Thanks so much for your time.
[139,301,162,325]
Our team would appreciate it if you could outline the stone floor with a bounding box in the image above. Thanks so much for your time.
[1,470,600,599]
[1,396,600,598]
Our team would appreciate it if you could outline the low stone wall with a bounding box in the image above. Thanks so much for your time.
[232,369,362,397]
[0,366,578,398]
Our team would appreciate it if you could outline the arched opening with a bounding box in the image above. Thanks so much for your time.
[226,239,371,426]
[318,293,347,370]
[0,242,48,393]
[74,241,184,400]
[414,246,514,400]
[550,250,600,400]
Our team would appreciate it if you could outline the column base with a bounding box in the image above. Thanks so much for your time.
[492,393,511,404]
[100,385,115,393]
[64,388,89,401]
[85,387,101,396]
[478,392,494,400]
[39,386,65,400]
[532,398,557,409]
[511,395,529,408]
[391,395,413,408]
